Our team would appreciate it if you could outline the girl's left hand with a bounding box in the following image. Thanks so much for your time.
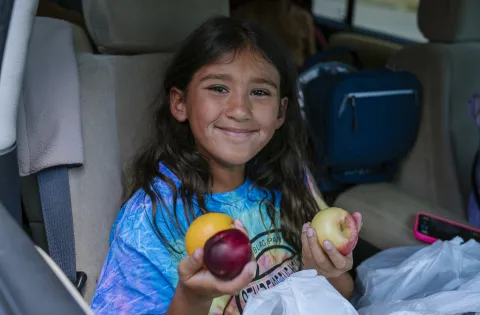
[301,212,363,279]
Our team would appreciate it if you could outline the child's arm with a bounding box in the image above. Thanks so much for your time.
[327,272,354,300]
[92,206,254,315]
[90,232,176,314]
[304,168,358,300]
[167,219,256,315]
[167,247,255,314]
[167,283,212,315]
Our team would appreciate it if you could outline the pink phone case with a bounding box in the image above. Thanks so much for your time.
[414,212,480,244]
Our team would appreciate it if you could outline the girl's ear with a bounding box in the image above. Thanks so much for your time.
[276,97,288,129]
[170,87,188,122]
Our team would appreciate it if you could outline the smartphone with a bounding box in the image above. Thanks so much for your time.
[414,212,480,244]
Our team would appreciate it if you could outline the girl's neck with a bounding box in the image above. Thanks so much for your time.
[209,161,246,193]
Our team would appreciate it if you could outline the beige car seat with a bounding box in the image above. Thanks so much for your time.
[76,0,230,301]
[20,0,229,302]
[334,0,480,250]
[329,32,403,69]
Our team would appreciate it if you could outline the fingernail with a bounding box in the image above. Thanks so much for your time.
[307,228,314,238]
[235,219,244,227]
[302,224,308,232]
[323,241,333,250]
[192,248,202,260]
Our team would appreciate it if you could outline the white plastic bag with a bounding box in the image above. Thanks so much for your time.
[243,270,359,315]
[353,237,480,315]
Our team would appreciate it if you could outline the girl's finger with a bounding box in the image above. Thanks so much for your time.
[215,261,257,295]
[306,227,334,270]
[352,212,363,232]
[234,219,250,237]
[323,241,353,271]
[301,223,313,262]
[178,248,204,280]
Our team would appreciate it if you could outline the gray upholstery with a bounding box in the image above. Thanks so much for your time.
[17,17,83,177]
[335,183,469,250]
[72,24,92,53]
[389,43,479,212]
[0,203,89,315]
[69,0,229,301]
[418,0,480,43]
[19,18,87,276]
[70,54,123,301]
[19,0,230,301]
[71,53,170,300]
[112,54,171,169]
[82,0,230,54]
[328,32,402,69]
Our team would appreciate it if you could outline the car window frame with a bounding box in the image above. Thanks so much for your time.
[313,0,422,45]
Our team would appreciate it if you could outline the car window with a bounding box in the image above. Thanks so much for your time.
[313,0,348,22]
[312,0,426,42]
[353,0,425,42]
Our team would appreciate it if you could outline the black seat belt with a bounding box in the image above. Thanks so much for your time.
[0,145,22,226]
[37,166,86,293]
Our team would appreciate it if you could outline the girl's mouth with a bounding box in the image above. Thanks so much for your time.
[214,126,259,138]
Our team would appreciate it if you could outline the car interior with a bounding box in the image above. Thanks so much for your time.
[0,0,479,313]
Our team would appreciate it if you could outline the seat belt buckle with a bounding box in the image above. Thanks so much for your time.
[75,271,87,295]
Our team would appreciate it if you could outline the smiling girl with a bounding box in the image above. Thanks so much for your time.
[90,16,362,315]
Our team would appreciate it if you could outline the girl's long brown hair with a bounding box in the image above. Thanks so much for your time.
[124,16,321,255]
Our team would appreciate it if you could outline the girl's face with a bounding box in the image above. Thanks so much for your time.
[170,50,288,168]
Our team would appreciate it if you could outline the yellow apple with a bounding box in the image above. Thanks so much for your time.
[311,207,359,256]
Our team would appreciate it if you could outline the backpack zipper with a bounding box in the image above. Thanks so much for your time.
[340,89,417,133]
[350,96,357,132]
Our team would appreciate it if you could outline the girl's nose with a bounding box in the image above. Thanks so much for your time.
[225,94,252,121]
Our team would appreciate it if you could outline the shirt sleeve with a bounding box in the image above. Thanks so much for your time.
[90,196,181,315]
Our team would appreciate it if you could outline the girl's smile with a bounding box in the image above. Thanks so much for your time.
[213,126,259,141]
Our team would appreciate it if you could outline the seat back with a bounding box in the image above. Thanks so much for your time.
[70,51,171,301]
[329,32,403,69]
[19,17,92,283]
[388,0,480,214]
[73,0,230,301]
[20,0,229,302]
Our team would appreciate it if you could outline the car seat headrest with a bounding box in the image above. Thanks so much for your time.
[82,0,230,54]
[418,0,480,43]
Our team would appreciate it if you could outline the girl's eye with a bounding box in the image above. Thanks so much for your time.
[251,89,270,97]
[208,86,228,93]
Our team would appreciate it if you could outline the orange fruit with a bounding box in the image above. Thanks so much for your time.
[185,213,234,256]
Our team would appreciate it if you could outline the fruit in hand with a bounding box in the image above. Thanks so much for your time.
[311,207,359,256]
[185,213,253,280]
[185,213,234,256]
[203,228,253,280]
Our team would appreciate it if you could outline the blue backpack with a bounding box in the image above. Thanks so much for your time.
[299,48,422,193]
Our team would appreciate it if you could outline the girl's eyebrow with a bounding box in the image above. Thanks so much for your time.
[200,73,232,82]
[251,77,278,90]
[200,73,278,90]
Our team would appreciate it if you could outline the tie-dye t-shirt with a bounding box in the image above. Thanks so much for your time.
[91,164,313,315]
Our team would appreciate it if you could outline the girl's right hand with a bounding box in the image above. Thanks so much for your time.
[177,219,257,302]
